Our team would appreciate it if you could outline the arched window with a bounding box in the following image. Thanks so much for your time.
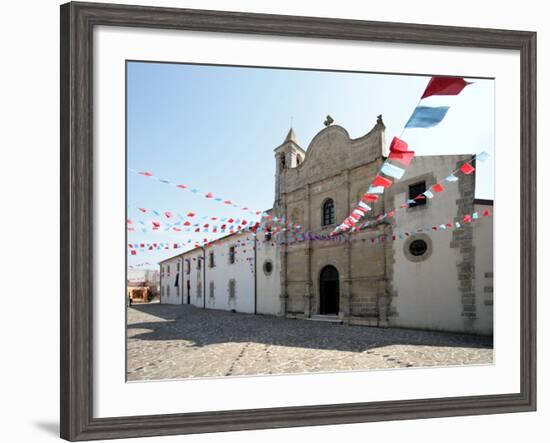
[280,154,286,169]
[322,199,335,226]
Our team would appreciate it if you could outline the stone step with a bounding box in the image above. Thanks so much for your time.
[308,315,343,324]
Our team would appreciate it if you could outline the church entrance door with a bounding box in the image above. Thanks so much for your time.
[319,265,340,315]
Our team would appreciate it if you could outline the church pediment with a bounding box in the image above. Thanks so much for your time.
[281,118,385,192]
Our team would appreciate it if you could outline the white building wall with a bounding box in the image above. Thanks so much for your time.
[159,255,183,305]
[204,231,256,314]
[256,231,281,316]
[390,155,471,333]
[181,248,205,308]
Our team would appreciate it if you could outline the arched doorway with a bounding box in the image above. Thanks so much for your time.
[319,265,340,315]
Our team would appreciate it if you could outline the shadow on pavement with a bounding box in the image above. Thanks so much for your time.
[127,304,493,353]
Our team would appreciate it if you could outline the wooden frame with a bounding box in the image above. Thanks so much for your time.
[60,1,536,440]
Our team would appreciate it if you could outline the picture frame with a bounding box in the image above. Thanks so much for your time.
[60,1,536,441]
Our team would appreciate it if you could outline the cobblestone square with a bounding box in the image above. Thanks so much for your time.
[127,303,493,381]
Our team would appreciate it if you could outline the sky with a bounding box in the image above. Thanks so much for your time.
[127,61,494,268]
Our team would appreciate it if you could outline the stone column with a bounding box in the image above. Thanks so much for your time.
[344,169,352,321]
[377,223,392,327]
[303,183,313,317]
[279,190,288,316]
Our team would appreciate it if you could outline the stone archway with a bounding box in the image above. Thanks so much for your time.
[319,265,340,315]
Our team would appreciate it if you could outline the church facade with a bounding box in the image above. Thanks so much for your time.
[159,117,493,335]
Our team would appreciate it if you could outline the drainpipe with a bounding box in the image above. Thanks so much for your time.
[203,246,206,309]
[159,263,162,305]
[180,256,184,305]
[253,234,257,315]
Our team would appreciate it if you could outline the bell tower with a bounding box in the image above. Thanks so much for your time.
[274,128,305,207]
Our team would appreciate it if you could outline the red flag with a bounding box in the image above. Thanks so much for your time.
[388,151,415,167]
[131,250,137,255]
[194,228,200,232]
[176,184,187,189]
[421,77,470,99]
[164,211,172,218]
[460,162,475,175]
[389,137,409,153]
[224,200,232,205]
[205,192,213,198]
[372,175,393,188]
[483,209,490,217]
[363,194,379,202]
[186,212,195,217]
[138,208,147,213]
[183,221,191,226]
[152,221,160,228]
[464,214,472,223]
[138,171,153,176]
[227,218,235,223]
[432,183,444,193]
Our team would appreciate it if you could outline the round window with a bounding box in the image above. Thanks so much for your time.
[263,260,273,275]
[409,239,428,257]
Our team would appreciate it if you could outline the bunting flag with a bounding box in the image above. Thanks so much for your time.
[367,185,385,194]
[460,162,475,175]
[380,162,405,180]
[388,150,415,167]
[476,151,490,162]
[388,136,410,153]
[372,175,393,188]
[421,76,471,99]
[405,106,450,128]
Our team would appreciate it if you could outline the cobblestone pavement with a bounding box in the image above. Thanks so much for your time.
[127,303,493,381]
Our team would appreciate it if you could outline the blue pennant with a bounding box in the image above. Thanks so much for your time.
[405,106,450,128]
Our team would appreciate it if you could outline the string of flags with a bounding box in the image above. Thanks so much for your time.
[342,151,490,234]
[129,149,489,242]
[128,168,267,217]
[128,208,302,234]
[333,76,477,235]
[128,207,492,257]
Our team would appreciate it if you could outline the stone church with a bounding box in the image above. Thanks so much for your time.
[159,117,493,335]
